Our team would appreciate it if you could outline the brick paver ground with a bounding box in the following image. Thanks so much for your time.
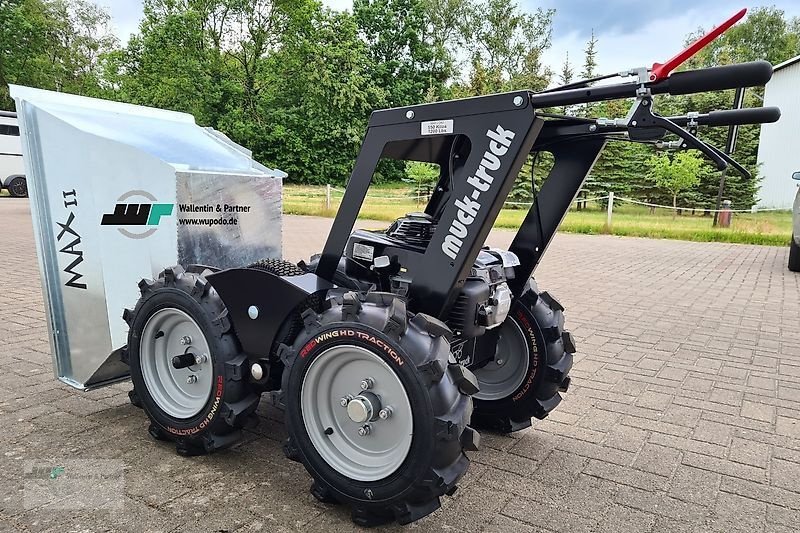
[1,197,799,532]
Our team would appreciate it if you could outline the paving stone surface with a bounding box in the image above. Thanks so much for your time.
[1,197,799,532]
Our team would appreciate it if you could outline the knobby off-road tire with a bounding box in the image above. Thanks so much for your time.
[124,265,259,456]
[281,291,480,526]
[789,236,800,272]
[471,279,574,433]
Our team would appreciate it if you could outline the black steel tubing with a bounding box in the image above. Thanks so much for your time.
[529,61,773,108]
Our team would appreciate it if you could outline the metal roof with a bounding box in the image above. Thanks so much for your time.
[774,54,800,72]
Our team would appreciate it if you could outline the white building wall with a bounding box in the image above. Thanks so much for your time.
[756,59,800,209]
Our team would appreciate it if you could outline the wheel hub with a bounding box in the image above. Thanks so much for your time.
[346,392,380,423]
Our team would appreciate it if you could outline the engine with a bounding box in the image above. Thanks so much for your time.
[342,212,517,342]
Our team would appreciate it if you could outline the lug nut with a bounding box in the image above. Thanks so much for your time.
[358,424,371,437]
[340,396,351,407]
[496,358,505,366]
[180,335,192,346]
[186,375,197,384]
[194,353,208,365]
[251,363,264,381]
[378,407,393,420]
[360,377,374,390]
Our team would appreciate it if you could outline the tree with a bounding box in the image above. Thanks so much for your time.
[558,51,573,113]
[0,0,118,109]
[354,0,449,106]
[581,29,597,79]
[648,151,704,217]
[460,0,554,94]
[686,7,800,68]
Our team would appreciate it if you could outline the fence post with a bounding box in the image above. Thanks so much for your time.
[325,184,331,210]
[606,191,614,228]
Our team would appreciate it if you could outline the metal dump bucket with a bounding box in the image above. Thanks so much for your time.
[10,85,284,390]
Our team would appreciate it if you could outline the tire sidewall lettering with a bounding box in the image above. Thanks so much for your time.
[511,306,541,402]
[164,375,224,436]
[300,328,405,367]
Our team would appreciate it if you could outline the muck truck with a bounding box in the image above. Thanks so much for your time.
[11,8,780,527]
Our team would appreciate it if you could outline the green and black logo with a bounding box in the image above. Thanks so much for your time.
[101,190,174,239]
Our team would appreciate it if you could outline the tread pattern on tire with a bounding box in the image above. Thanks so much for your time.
[471,279,575,433]
[281,291,478,526]
[124,265,259,455]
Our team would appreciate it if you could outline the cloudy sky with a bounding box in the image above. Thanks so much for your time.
[100,0,800,77]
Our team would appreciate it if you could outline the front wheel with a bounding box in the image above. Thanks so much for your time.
[470,280,574,433]
[789,236,800,272]
[281,292,480,526]
[124,266,259,455]
[7,176,27,198]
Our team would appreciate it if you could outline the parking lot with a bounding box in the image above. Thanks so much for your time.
[1,197,800,532]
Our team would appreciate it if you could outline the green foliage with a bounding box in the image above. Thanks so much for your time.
[406,161,439,185]
[0,0,118,109]
[456,0,554,95]
[687,6,800,67]
[648,151,704,214]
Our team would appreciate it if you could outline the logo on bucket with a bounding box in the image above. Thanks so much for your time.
[101,190,174,239]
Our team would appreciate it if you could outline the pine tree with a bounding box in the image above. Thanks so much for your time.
[582,30,598,79]
[581,30,598,116]
[559,52,574,114]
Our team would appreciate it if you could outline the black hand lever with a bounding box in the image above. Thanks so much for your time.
[704,144,751,180]
[627,97,727,171]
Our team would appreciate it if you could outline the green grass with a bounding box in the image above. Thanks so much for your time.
[284,184,793,246]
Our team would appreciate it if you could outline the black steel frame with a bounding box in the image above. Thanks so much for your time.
[207,60,776,358]
[317,91,609,317]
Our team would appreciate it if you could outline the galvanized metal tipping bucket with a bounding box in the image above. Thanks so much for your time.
[10,85,284,390]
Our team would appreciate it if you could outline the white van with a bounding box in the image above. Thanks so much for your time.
[0,111,27,197]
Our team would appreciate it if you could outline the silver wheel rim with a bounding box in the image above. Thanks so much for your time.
[140,308,214,419]
[301,345,413,482]
[473,318,531,401]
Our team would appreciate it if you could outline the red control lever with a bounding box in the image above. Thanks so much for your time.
[649,8,747,82]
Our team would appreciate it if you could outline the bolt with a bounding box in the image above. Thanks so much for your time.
[378,407,393,420]
[631,120,638,127]
[194,353,208,365]
[589,124,597,132]
[513,95,524,107]
[180,335,192,346]
[358,424,371,437]
[496,358,505,366]
[405,110,415,119]
[360,377,374,390]
[364,488,374,500]
[251,363,264,381]
[642,99,649,106]
[340,396,351,407]
[186,375,197,384]
[247,305,259,320]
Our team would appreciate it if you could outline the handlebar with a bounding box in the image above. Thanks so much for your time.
[529,61,774,108]
[652,61,773,95]
[668,107,780,127]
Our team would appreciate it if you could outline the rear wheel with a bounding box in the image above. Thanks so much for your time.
[124,266,259,455]
[470,280,574,433]
[281,292,480,526]
[789,236,800,272]
[8,177,27,198]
